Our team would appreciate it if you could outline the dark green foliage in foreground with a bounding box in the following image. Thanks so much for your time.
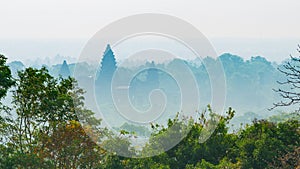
[0,60,299,168]
[122,109,299,169]
[0,55,14,99]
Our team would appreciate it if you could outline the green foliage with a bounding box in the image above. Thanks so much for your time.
[269,146,300,168]
[0,66,107,168]
[118,107,299,169]
[11,67,80,154]
[0,54,15,100]
[235,119,300,169]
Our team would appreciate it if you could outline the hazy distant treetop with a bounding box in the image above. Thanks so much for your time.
[8,61,24,68]
[219,53,244,63]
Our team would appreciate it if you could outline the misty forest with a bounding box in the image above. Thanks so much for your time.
[0,44,300,169]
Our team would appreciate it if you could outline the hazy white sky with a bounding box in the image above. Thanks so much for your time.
[0,0,300,63]
[1,0,300,39]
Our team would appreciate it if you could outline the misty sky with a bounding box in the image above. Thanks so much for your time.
[0,0,300,63]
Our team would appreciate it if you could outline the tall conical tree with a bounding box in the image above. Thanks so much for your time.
[59,60,71,78]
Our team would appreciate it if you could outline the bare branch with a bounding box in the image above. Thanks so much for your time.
[271,45,300,111]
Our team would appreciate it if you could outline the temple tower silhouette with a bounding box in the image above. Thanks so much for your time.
[95,44,117,102]
[59,60,71,78]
